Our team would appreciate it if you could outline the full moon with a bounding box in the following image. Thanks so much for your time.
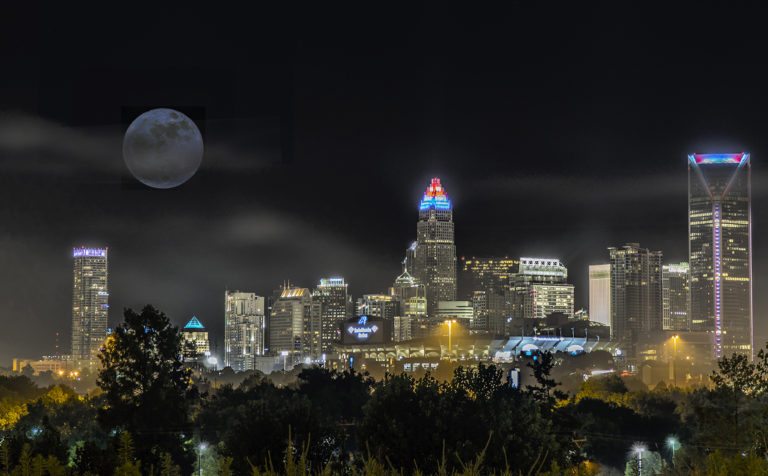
[122,108,204,189]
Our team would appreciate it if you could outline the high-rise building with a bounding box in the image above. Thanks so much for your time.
[224,291,266,371]
[313,277,350,353]
[390,265,425,302]
[71,247,108,360]
[460,257,517,334]
[413,178,457,315]
[510,258,574,321]
[608,244,663,351]
[663,263,690,332]
[270,286,322,361]
[588,264,611,329]
[181,316,211,359]
[689,153,752,358]
[459,257,519,299]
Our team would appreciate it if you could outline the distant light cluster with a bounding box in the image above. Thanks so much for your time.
[73,248,106,258]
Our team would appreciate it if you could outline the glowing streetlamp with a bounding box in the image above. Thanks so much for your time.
[198,443,207,476]
[445,319,457,360]
[632,443,646,475]
[667,437,679,462]
[672,335,679,358]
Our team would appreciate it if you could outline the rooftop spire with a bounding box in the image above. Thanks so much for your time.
[419,177,452,211]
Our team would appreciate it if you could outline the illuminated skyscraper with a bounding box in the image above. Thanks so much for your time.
[510,258,574,321]
[270,286,322,361]
[71,247,108,360]
[413,178,457,315]
[460,257,518,298]
[588,264,611,329]
[313,277,350,353]
[461,257,517,334]
[689,153,752,358]
[224,291,265,371]
[181,316,211,359]
[662,263,690,332]
[608,244,663,351]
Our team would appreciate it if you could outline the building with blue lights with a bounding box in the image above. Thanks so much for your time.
[689,153,752,359]
[413,178,457,316]
[71,247,108,360]
[181,316,211,358]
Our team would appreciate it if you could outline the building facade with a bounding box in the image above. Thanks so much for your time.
[689,153,752,358]
[313,278,350,353]
[459,257,518,299]
[181,316,211,358]
[663,262,690,332]
[270,287,322,361]
[224,291,266,371]
[71,247,109,360]
[510,258,574,321]
[588,264,611,329]
[608,244,663,351]
[413,178,457,315]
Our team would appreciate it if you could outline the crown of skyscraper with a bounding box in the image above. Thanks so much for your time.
[419,177,452,210]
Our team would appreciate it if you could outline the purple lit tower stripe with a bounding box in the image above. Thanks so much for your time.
[713,203,722,358]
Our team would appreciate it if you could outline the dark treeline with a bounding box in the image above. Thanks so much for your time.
[2,306,768,475]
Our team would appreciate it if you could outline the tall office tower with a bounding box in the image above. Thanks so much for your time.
[459,257,519,299]
[510,258,574,321]
[224,291,266,371]
[588,264,611,328]
[71,247,109,360]
[181,316,211,359]
[608,244,663,350]
[460,257,518,333]
[270,287,322,361]
[413,178,457,315]
[663,263,690,331]
[689,153,752,358]
[313,277,350,353]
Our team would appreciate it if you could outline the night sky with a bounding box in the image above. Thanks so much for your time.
[2,3,768,362]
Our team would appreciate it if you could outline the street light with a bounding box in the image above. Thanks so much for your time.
[198,442,207,476]
[672,335,679,358]
[667,437,679,463]
[445,319,457,360]
[632,443,646,475]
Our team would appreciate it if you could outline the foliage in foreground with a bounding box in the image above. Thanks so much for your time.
[6,306,768,474]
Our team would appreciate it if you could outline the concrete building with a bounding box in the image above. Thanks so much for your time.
[270,286,322,362]
[71,247,109,361]
[413,178,457,315]
[313,277,350,353]
[589,264,611,328]
[510,258,574,321]
[663,263,690,332]
[224,291,266,371]
[436,300,474,327]
[609,244,663,355]
[689,153,752,358]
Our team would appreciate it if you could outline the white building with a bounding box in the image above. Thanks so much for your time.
[224,291,266,371]
[588,264,611,329]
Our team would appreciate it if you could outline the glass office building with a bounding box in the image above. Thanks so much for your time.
[689,153,752,359]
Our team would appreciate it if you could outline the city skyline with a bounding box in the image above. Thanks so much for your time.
[4,4,768,364]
